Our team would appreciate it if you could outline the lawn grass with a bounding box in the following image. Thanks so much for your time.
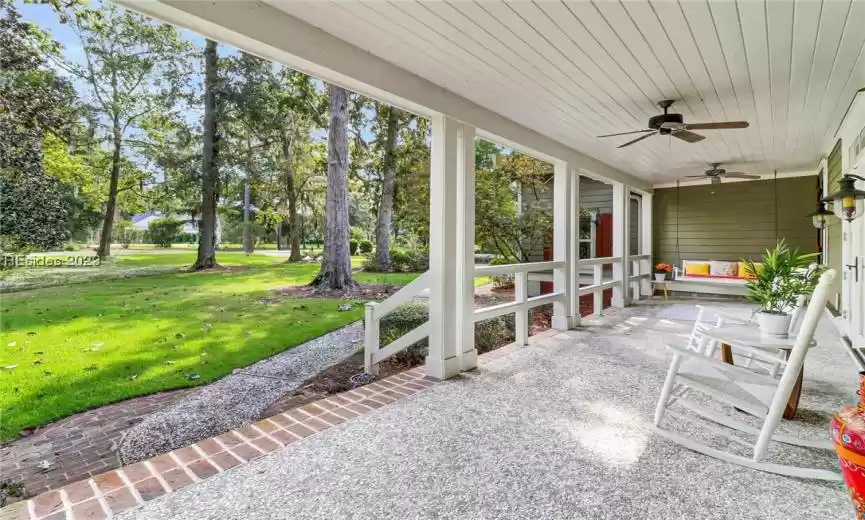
[0,252,367,293]
[0,262,419,440]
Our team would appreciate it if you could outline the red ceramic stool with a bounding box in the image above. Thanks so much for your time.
[831,372,865,519]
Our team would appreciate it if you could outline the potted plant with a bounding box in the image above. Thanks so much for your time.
[654,262,672,282]
[742,240,822,336]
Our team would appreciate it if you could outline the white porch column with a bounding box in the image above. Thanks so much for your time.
[456,123,478,371]
[426,114,471,380]
[640,192,653,296]
[612,182,630,307]
[552,163,579,329]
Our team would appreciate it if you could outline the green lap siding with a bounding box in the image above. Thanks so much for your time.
[652,176,819,268]
[827,139,844,307]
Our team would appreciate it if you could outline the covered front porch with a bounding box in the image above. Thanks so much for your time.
[84,1,862,517]
[117,299,851,519]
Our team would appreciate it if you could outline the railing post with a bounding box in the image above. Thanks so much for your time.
[515,271,529,346]
[612,183,630,307]
[364,303,380,376]
[631,259,641,302]
[593,264,603,315]
[640,192,653,297]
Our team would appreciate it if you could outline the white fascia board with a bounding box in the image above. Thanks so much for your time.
[114,0,650,191]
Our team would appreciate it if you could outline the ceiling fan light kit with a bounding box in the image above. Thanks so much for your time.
[683,162,761,184]
[597,99,749,149]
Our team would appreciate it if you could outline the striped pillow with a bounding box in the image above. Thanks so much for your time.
[710,261,738,277]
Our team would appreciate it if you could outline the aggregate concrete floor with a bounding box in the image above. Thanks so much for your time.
[118,300,853,520]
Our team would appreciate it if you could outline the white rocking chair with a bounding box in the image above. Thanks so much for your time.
[653,270,840,481]
[825,303,865,372]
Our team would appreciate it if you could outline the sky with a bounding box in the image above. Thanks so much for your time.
[16,1,341,139]
[16,0,395,164]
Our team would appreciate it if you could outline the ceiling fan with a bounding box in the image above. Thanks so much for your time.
[686,163,761,184]
[598,100,749,148]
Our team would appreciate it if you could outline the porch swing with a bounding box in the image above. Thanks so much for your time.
[667,173,780,296]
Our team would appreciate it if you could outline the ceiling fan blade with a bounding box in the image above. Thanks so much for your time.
[617,132,656,148]
[685,174,708,178]
[722,172,761,179]
[686,121,750,130]
[597,129,654,138]
[672,130,705,143]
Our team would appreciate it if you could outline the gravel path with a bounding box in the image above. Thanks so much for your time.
[118,321,364,464]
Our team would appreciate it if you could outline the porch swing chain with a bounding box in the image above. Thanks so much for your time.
[675,180,681,277]
[774,169,779,242]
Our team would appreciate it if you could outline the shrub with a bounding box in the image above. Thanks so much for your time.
[376,302,516,365]
[349,239,359,255]
[380,302,430,365]
[359,240,373,254]
[175,232,197,244]
[350,226,366,241]
[62,241,83,252]
[475,314,515,354]
[389,247,429,272]
[147,217,183,248]
[112,220,140,249]
[488,255,514,288]
[361,254,386,272]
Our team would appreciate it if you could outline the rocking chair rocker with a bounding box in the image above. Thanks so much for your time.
[653,270,840,480]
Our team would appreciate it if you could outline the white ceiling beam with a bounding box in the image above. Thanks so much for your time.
[114,0,650,190]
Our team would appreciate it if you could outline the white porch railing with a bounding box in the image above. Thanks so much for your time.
[362,255,641,375]
[473,261,566,346]
[630,254,651,301]
[577,256,621,315]
[363,271,430,375]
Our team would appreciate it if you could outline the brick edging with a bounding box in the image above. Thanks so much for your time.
[3,368,434,520]
[2,332,555,520]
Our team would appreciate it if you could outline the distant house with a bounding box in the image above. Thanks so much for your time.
[130,211,197,235]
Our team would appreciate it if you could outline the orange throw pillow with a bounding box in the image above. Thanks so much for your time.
[684,263,710,276]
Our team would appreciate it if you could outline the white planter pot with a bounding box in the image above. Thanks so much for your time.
[654,274,666,282]
[756,311,792,337]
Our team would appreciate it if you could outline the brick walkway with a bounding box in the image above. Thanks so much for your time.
[0,389,194,499]
[0,366,442,520]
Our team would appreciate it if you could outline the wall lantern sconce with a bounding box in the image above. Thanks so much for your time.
[822,172,865,223]
[808,201,835,229]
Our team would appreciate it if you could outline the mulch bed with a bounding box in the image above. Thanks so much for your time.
[261,352,411,418]
[273,283,402,300]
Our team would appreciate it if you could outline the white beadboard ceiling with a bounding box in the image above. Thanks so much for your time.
[265,0,865,184]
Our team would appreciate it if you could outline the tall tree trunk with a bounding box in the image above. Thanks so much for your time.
[312,85,355,289]
[375,105,399,269]
[281,136,302,262]
[242,176,252,254]
[96,118,122,259]
[193,39,220,270]
[242,140,254,255]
